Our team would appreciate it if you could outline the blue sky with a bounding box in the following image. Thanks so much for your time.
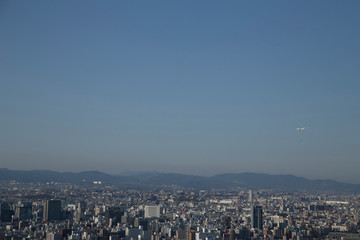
[1,1,360,183]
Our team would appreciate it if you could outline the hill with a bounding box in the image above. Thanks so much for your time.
[0,168,358,192]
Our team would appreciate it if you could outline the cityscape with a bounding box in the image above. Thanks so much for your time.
[1,172,360,240]
[2,1,360,240]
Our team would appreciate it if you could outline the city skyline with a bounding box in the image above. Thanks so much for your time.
[1,1,360,183]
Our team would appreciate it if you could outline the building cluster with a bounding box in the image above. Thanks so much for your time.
[1,182,360,240]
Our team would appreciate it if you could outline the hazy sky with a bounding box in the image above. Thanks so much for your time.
[1,1,360,183]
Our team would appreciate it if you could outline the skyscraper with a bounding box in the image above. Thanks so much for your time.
[16,202,32,221]
[251,205,263,229]
[0,202,14,223]
[77,201,87,221]
[43,200,61,222]
[249,190,253,205]
[105,206,126,226]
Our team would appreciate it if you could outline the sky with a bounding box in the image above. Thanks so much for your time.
[1,1,360,183]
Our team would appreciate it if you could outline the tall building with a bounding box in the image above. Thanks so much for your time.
[77,201,87,221]
[177,224,190,240]
[43,200,61,222]
[139,219,149,231]
[0,202,14,223]
[16,202,32,221]
[46,232,62,240]
[251,205,263,229]
[249,190,253,205]
[144,205,160,218]
[105,206,126,226]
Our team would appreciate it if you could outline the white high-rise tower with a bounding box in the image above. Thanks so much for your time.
[249,190,253,205]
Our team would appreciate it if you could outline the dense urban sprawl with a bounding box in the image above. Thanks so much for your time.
[1,182,360,240]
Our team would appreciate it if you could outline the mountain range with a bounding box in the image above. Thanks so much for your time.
[0,168,358,193]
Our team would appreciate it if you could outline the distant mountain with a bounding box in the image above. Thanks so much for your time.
[0,168,116,184]
[0,168,359,193]
[116,171,159,176]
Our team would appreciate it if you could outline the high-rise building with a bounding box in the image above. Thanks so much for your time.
[139,219,149,231]
[249,190,253,205]
[0,202,14,223]
[43,200,61,222]
[16,202,32,221]
[251,205,263,229]
[105,206,126,225]
[46,232,62,240]
[177,224,190,240]
[238,227,250,240]
[189,229,196,240]
[144,205,160,218]
[77,201,87,221]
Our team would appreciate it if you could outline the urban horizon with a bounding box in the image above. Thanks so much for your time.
[1,167,360,186]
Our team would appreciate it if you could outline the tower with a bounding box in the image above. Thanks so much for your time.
[251,205,263,229]
[248,190,253,205]
[17,202,32,220]
[43,200,61,222]
[0,202,14,223]
[77,201,87,221]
